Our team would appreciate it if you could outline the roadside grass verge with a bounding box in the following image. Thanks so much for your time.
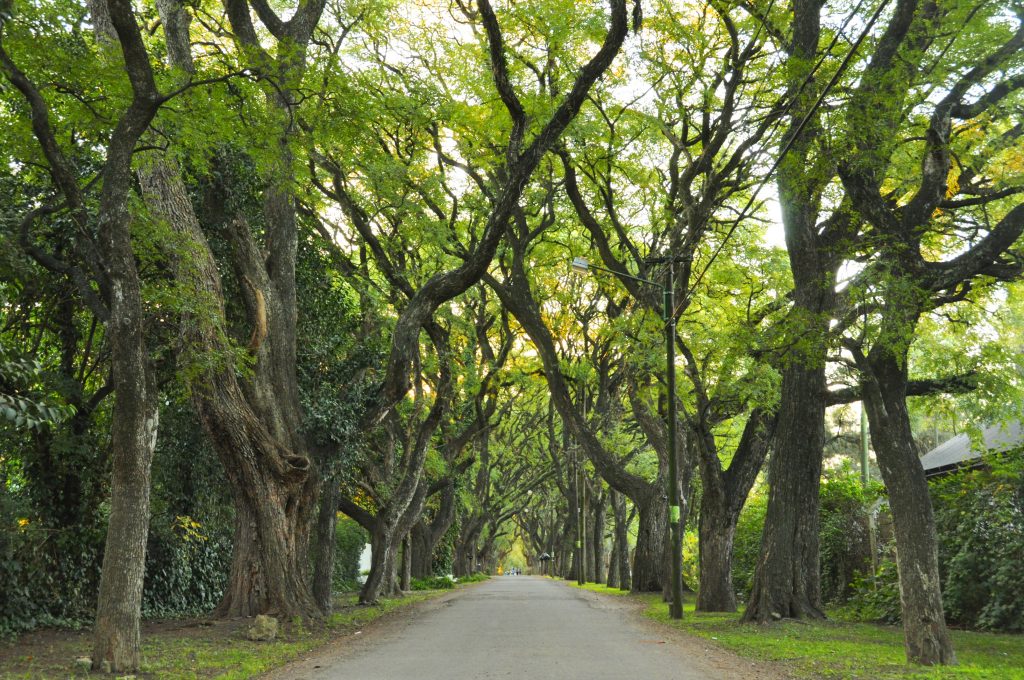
[0,587,466,679]
[568,582,1024,680]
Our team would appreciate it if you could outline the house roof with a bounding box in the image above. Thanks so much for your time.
[920,421,1024,476]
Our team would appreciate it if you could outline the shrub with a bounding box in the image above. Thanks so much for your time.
[819,464,877,604]
[333,516,368,591]
[932,451,1024,632]
[841,559,902,625]
[731,487,767,602]
[142,514,231,618]
[411,575,455,590]
[458,572,490,583]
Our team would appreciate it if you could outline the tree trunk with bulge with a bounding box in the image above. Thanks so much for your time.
[134,0,327,621]
[862,348,955,664]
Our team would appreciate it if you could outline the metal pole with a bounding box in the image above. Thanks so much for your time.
[665,264,683,619]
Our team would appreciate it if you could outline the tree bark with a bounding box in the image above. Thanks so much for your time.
[591,485,606,584]
[696,411,773,612]
[860,344,955,664]
[140,162,320,620]
[631,489,668,593]
[742,0,838,623]
[743,361,827,621]
[607,542,619,588]
[312,480,340,613]
[401,533,412,592]
[611,490,631,591]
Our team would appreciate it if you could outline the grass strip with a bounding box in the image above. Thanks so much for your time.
[568,581,1024,680]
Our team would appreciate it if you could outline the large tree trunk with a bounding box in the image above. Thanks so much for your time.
[361,465,436,602]
[91,352,158,672]
[410,522,434,579]
[57,0,165,671]
[862,349,955,664]
[631,490,668,593]
[132,0,328,623]
[139,162,320,620]
[742,0,837,624]
[454,520,482,577]
[312,480,340,613]
[696,496,739,612]
[414,482,459,577]
[743,362,826,621]
[362,522,400,601]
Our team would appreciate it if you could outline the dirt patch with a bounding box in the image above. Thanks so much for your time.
[0,618,251,678]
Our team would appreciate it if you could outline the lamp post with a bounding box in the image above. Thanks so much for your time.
[570,256,684,619]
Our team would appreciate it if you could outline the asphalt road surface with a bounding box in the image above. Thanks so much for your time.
[280,576,750,680]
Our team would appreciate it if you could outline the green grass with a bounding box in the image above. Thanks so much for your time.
[0,590,452,679]
[567,582,1024,680]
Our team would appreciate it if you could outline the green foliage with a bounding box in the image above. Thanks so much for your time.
[819,463,878,604]
[841,559,903,626]
[430,518,457,577]
[0,520,103,638]
[142,514,232,618]
[0,355,75,431]
[844,450,1024,633]
[410,575,455,590]
[333,516,367,592]
[457,572,490,583]
[731,484,767,602]
[932,451,1024,632]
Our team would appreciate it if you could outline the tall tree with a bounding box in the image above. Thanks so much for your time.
[1,0,168,668]
[835,0,1024,662]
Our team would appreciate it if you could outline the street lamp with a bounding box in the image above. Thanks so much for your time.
[570,255,684,619]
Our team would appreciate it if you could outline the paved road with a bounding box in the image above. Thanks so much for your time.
[289,577,726,679]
